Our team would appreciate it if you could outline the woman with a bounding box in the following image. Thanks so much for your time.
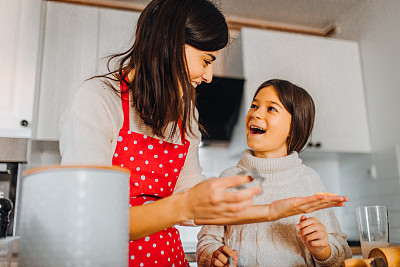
[60,0,347,266]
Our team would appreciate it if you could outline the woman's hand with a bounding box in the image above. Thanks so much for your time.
[268,194,348,221]
[182,175,262,221]
[210,245,238,267]
[297,215,331,261]
[194,194,347,225]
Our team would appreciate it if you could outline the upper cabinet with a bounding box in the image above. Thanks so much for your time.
[34,2,140,140]
[240,28,371,153]
[0,0,42,138]
[34,2,99,140]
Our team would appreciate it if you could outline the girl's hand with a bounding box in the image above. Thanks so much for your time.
[210,245,238,267]
[183,176,262,221]
[269,194,348,221]
[297,215,331,261]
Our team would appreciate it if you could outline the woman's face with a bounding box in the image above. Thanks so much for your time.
[245,86,292,158]
[185,44,219,87]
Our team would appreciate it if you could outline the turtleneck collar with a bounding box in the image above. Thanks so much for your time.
[237,149,303,184]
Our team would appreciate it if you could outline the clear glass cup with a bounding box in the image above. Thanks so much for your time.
[356,205,389,259]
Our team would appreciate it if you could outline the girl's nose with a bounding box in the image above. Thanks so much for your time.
[202,65,213,83]
[251,110,263,119]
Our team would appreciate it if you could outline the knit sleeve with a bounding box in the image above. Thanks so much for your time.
[60,78,122,165]
[196,225,225,267]
[303,167,352,266]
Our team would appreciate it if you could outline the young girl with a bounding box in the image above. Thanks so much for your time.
[196,79,352,266]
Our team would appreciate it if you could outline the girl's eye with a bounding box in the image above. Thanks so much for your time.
[268,106,277,112]
[250,104,257,109]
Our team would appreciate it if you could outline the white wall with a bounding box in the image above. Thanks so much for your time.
[334,0,400,242]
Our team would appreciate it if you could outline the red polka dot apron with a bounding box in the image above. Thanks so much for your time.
[112,82,190,267]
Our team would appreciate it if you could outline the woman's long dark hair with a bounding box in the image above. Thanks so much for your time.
[253,79,315,154]
[99,0,229,139]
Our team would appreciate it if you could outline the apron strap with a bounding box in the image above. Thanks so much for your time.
[120,81,186,143]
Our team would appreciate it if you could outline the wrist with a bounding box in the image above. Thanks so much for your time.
[175,190,193,222]
[312,244,331,261]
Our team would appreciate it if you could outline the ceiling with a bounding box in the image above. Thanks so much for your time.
[113,0,364,32]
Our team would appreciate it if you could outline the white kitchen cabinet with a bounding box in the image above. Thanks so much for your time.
[34,3,141,140]
[97,8,140,75]
[0,0,42,138]
[240,28,371,153]
[34,2,99,140]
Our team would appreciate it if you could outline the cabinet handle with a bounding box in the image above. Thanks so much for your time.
[20,120,29,127]
[315,142,321,148]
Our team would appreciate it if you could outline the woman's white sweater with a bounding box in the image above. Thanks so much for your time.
[197,150,351,267]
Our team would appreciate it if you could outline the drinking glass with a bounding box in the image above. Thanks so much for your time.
[356,205,389,259]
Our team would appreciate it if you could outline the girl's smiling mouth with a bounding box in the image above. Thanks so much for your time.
[249,125,266,135]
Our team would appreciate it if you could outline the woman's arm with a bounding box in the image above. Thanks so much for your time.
[194,194,348,225]
[130,175,261,240]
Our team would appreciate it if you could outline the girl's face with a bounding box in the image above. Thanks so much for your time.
[245,86,292,158]
[185,44,218,87]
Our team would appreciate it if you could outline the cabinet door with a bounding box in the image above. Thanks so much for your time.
[0,0,42,138]
[35,2,99,140]
[97,8,140,75]
[241,28,371,153]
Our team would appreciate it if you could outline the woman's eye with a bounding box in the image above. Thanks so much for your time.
[268,106,277,112]
[204,60,211,66]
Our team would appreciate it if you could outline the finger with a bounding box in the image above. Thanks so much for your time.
[297,217,319,230]
[222,187,262,204]
[216,250,229,265]
[299,215,307,222]
[307,239,329,247]
[301,231,324,243]
[212,258,225,267]
[215,175,254,189]
[222,245,237,258]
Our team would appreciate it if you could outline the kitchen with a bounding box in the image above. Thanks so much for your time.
[1,0,399,266]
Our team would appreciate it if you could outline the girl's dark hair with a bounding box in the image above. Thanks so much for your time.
[253,79,315,154]
[100,0,229,139]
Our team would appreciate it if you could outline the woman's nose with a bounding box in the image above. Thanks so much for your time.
[202,65,213,83]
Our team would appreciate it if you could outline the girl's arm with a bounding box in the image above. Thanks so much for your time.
[197,225,226,267]
[194,194,348,225]
[129,176,261,240]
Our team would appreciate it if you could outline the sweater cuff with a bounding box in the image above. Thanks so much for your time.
[313,242,338,266]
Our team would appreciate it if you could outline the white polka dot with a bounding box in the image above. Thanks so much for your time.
[134,140,137,144]
[114,153,118,157]
[144,236,150,242]
[168,258,170,261]
[178,154,183,158]
[174,145,178,149]
[138,246,142,250]
[135,182,139,186]
[169,160,173,163]
[128,130,131,134]
[169,233,172,237]
[172,248,174,252]
[167,241,169,245]
[129,204,132,207]
[159,164,163,168]
[160,188,163,191]
[117,136,123,141]
[155,261,157,264]
[143,135,147,139]
[184,153,186,156]
[130,255,134,260]
[147,253,150,257]
[121,164,124,167]
[148,145,153,150]
[149,185,152,189]
[160,235,163,238]
[139,151,143,154]
[140,263,144,267]
[155,179,158,182]
[130,157,134,161]
[159,140,163,144]
[136,167,140,171]
[174,169,178,172]
[143,196,146,199]
[161,251,164,255]
[165,173,168,177]
[154,155,158,158]
[153,243,156,248]
[152,171,154,173]
[168,182,171,186]
[141,175,145,180]
[145,160,149,164]
[124,147,128,151]
[164,150,168,154]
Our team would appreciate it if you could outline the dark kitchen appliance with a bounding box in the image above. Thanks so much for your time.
[196,76,245,144]
[0,137,28,236]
